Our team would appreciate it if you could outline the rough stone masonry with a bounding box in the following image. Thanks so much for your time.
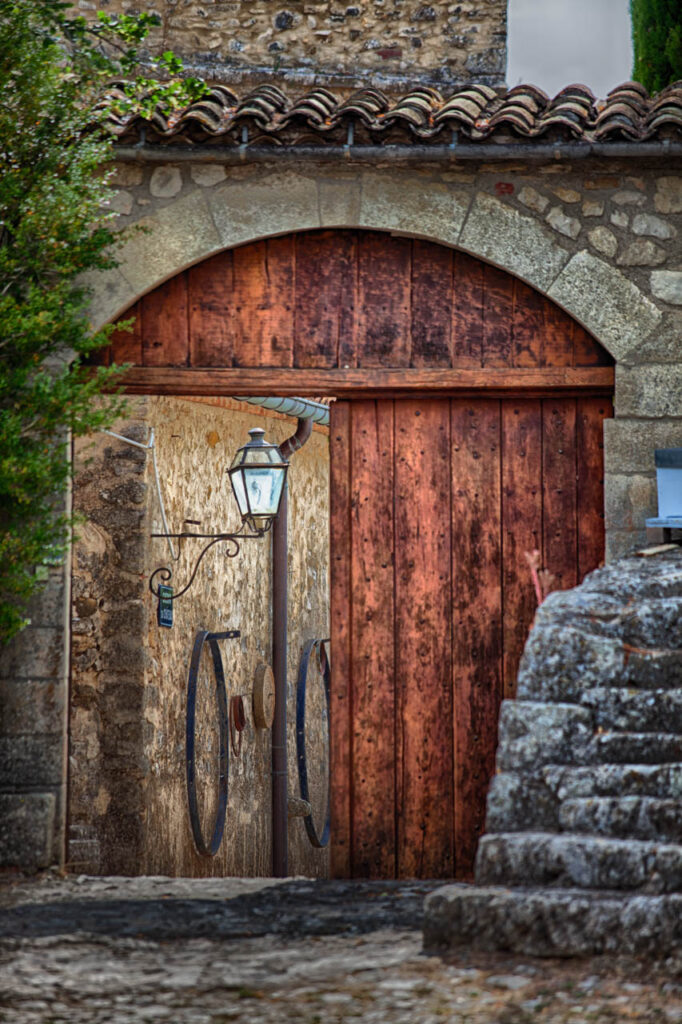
[424,546,682,957]
[72,0,507,91]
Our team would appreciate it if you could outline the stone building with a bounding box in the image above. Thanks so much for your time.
[3,0,682,897]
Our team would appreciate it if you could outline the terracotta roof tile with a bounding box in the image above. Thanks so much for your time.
[103,80,682,146]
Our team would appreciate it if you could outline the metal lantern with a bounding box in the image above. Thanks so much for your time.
[228,427,289,532]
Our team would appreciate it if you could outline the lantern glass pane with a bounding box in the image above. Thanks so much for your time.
[230,467,248,518]
[242,448,275,465]
[243,466,286,516]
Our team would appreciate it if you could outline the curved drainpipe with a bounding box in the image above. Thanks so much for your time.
[235,395,329,426]
[272,416,314,877]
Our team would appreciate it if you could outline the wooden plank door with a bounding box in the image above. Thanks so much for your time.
[330,394,612,880]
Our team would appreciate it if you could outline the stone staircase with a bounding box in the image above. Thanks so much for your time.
[423,549,682,957]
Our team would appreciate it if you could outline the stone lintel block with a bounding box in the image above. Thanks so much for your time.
[318,174,362,227]
[605,528,647,562]
[618,311,682,366]
[549,250,662,362]
[604,472,657,533]
[117,190,222,298]
[0,734,65,788]
[0,626,66,682]
[459,192,570,293]
[81,266,136,334]
[604,418,682,474]
[615,363,682,418]
[0,679,65,736]
[495,700,593,772]
[207,171,321,250]
[0,793,56,869]
[359,172,470,245]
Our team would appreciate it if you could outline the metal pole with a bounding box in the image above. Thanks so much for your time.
[271,418,313,877]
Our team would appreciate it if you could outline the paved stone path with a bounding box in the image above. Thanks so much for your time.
[1,875,681,1023]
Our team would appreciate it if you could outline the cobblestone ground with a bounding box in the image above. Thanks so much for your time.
[1,875,681,1024]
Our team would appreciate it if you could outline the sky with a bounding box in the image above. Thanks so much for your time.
[507,0,634,99]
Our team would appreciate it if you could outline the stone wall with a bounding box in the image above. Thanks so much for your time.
[72,1,507,91]
[0,557,71,871]
[11,146,682,874]
[69,396,330,877]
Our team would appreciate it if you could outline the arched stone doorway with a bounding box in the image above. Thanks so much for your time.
[94,229,614,879]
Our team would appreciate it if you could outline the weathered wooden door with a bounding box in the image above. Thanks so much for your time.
[329,394,611,880]
[105,228,614,881]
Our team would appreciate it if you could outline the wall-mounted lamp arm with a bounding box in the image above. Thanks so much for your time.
[149,522,271,603]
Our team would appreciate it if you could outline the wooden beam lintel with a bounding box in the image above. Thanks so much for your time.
[121,366,615,398]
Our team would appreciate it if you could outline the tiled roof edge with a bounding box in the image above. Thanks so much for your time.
[101,79,682,145]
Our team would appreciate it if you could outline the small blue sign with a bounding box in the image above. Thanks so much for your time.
[157,585,174,628]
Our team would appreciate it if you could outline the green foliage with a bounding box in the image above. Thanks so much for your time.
[631,0,682,93]
[0,1,206,642]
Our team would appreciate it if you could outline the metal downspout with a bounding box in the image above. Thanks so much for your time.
[272,417,314,877]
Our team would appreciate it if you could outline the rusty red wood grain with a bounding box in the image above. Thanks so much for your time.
[482,264,513,367]
[573,321,612,367]
[577,396,611,579]
[450,399,503,879]
[349,400,396,878]
[394,400,454,878]
[142,274,189,366]
[501,400,543,698]
[231,238,295,367]
[356,232,411,367]
[294,231,356,368]
[512,279,573,368]
[188,250,234,366]
[542,398,578,592]
[410,240,453,367]
[109,301,142,365]
[452,250,484,366]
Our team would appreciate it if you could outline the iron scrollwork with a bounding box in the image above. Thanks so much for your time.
[149,522,272,604]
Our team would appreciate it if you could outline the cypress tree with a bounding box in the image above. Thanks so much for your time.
[631,0,682,93]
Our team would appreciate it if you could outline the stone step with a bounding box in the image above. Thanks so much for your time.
[580,688,682,733]
[476,832,682,893]
[544,763,682,800]
[592,731,682,764]
[423,884,682,957]
[559,797,682,843]
[484,764,682,834]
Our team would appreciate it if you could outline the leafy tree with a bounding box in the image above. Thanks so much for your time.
[631,0,682,93]
[0,1,205,642]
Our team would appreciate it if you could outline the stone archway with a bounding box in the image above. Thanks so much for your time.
[87,169,659,373]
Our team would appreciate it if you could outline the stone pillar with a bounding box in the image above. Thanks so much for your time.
[0,485,72,872]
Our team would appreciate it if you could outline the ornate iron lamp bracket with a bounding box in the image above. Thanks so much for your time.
[149,521,272,603]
